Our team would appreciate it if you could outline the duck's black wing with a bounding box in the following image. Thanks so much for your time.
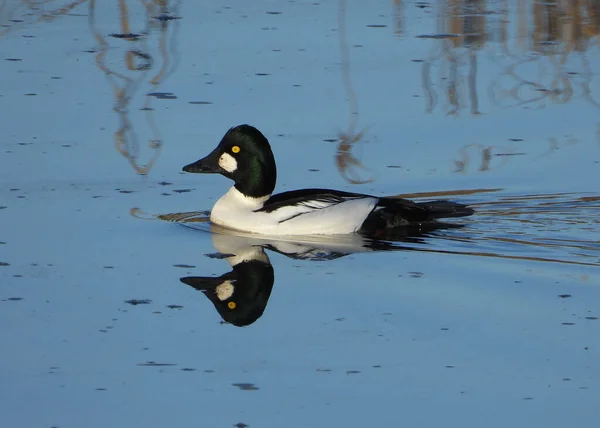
[257,188,368,213]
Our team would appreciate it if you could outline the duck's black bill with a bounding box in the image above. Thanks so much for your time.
[182,149,222,174]
[180,276,222,291]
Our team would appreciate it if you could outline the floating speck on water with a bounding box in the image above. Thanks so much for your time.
[172,189,192,193]
[204,369,215,373]
[118,190,135,194]
[95,388,107,391]
[110,32,142,40]
[0,206,6,209]
[495,152,527,157]
[316,368,331,372]
[255,73,270,76]
[125,299,152,305]
[153,14,181,22]
[386,165,402,168]
[346,370,361,375]
[266,11,282,14]
[509,138,524,142]
[137,361,176,367]
[103,266,114,269]
[558,294,572,298]
[367,24,387,28]
[0,262,9,266]
[173,264,195,268]
[308,169,319,172]
[188,101,213,105]
[205,252,235,259]
[562,322,576,326]
[166,304,183,309]
[24,93,37,96]
[181,367,196,371]
[148,92,177,100]
[5,58,22,62]
[158,181,172,186]
[232,383,259,391]
[3,297,23,302]
[50,76,62,79]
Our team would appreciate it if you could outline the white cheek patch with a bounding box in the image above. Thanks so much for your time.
[215,281,235,300]
[219,153,238,173]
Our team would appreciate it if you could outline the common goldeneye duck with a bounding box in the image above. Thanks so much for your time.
[182,125,474,235]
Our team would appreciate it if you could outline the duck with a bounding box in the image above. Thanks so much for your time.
[182,125,474,236]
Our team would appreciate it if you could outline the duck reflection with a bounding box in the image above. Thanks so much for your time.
[180,233,275,327]
[179,224,448,327]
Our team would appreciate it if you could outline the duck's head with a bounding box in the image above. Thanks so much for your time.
[183,125,277,198]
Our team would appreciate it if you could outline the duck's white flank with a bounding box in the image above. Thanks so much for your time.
[210,187,378,235]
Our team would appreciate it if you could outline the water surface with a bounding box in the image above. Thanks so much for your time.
[1,1,599,427]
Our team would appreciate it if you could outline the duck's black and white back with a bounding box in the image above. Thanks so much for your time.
[182,125,474,236]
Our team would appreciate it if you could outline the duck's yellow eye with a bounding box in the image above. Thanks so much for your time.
[231,146,240,154]
[227,301,237,309]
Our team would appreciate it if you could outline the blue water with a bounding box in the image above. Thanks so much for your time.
[1,1,599,427]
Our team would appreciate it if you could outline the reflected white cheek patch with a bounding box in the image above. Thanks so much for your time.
[216,281,235,300]
[219,153,238,173]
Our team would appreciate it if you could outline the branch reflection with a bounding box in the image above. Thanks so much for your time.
[421,0,600,115]
[88,0,182,174]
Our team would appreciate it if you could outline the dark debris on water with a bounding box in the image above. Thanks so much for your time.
[138,361,176,366]
[125,299,152,306]
[232,383,259,391]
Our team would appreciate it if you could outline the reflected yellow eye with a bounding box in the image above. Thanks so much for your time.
[231,146,240,154]
[228,301,237,309]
